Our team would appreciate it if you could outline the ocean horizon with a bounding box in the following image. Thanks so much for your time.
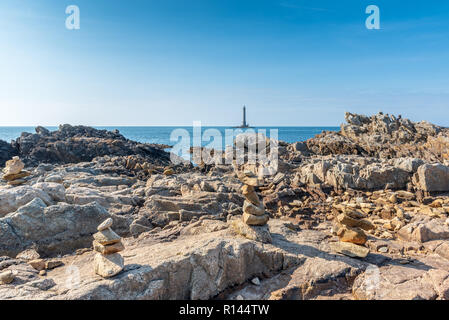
[0,126,339,147]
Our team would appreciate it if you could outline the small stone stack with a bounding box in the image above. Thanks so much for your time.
[229,170,272,244]
[93,218,125,278]
[331,211,375,258]
[2,156,30,186]
[242,184,269,226]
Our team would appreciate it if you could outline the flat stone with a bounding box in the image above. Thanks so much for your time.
[94,253,124,278]
[330,241,370,259]
[16,249,40,261]
[93,228,121,245]
[242,213,269,226]
[97,218,113,231]
[28,259,46,271]
[243,200,265,216]
[45,260,63,270]
[3,170,31,182]
[229,219,272,243]
[337,226,367,245]
[93,240,125,255]
[241,185,260,206]
[7,179,27,186]
[337,213,375,231]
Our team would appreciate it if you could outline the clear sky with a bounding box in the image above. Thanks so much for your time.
[1,0,449,126]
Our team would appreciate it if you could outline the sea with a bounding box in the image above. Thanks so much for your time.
[0,126,339,147]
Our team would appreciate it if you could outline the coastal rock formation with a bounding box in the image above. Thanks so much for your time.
[305,112,449,162]
[2,112,449,300]
[0,140,17,167]
[10,125,171,166]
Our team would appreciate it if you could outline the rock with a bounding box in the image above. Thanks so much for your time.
[389,194,397,204]
[397,215,449,243]
[93,240,125,255]
[241,185,260,206]
[93,228,121,245]
[3,170,31,182]
[94,253,124,278]
[45,260,63,270]
[251,277,261,286]
[243,200,265,216]
[0,270,15,285]
[163,168,175,176]
[11,125,171,166]
[242,213,269,226]
[330,242,370,258]
[28,259,46,271]
[2,156,24,176]
[337,213,375,231]
[8,179,27,186]
[39,270,46,276]
[337,226,367,245]
[16,249,40,261]
[229,219,272,244]
[0,200,114,257]
[97,218,113,231]
[414,163,449,192]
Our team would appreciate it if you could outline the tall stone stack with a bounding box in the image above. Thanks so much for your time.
[93,218,125,278]
[242,184,269,226]
[2,157,31,186]
[229,170,272,244]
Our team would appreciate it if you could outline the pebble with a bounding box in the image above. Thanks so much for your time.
[0,270,15,284]
[251,277,261,286]
[378,247,388,253]
[97,218,113,231]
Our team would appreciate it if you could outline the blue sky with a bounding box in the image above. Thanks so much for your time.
[1,0,449,126]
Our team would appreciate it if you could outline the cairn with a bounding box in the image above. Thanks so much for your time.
[93,218,125,278]
[241,179,269,227]
[229,170,272,243]
[2,156,30,186]
[331,211,375,258]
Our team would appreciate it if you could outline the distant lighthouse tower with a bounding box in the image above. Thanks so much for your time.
[242,105,248,128]
[233,105,252,128]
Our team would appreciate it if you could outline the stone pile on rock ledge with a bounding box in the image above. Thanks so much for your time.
[2,157,30,186]
[229,171,272,244]
[93,218,125,278]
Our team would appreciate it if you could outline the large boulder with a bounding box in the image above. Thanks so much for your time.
[0,186,53,217]
[0,199,130,257]
[413,164,449,192]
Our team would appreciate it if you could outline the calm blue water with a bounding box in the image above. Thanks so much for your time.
[0,126,338,146]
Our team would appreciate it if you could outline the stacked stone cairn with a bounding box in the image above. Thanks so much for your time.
[93,218,125,278]
[229,170,272,244]
[242,182,269,227]
[2,156,31,186]
[331,211,375,258]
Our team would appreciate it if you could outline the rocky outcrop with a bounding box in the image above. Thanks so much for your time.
[0,140,17,167]
[11,125,171,166]
[0,199,130,258]
[304,112,448,161]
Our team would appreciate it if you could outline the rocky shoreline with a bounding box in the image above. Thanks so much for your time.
[1,112,449,300]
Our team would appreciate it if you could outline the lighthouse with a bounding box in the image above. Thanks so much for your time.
[242,105,248,128]
[233,105,252,128]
